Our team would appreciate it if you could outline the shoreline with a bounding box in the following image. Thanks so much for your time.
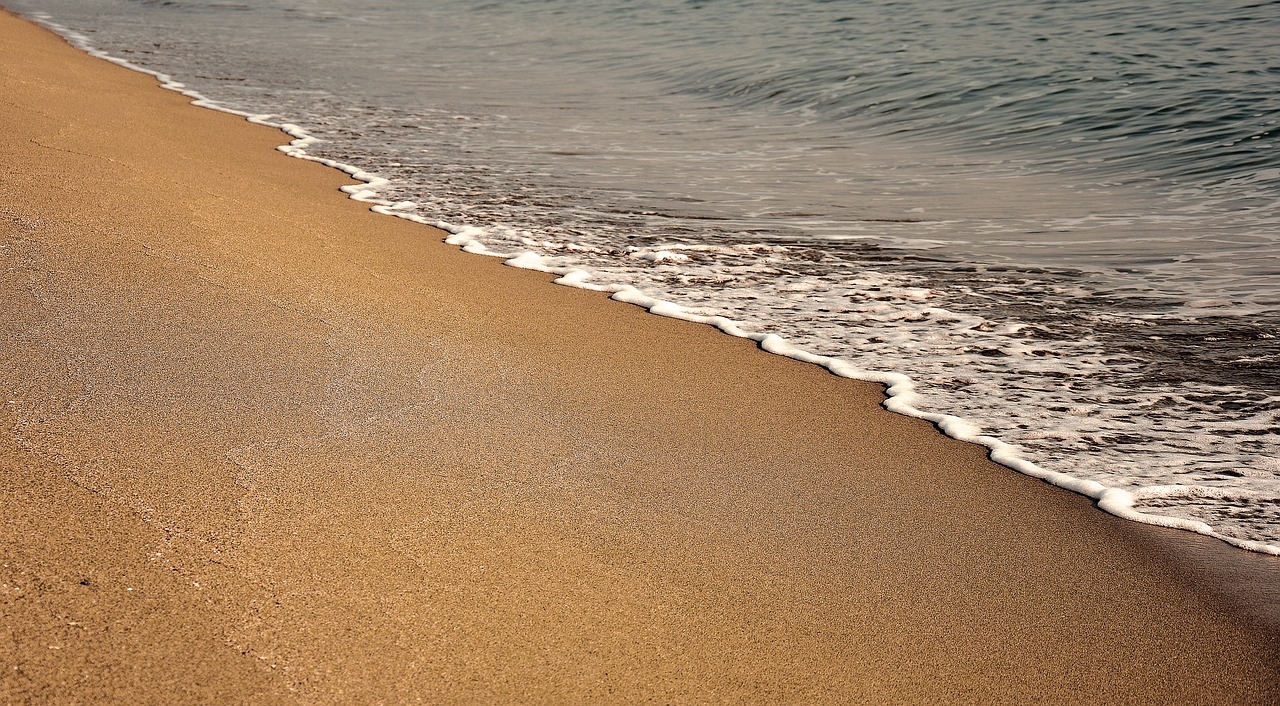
[2,8,1278,703]
[31,8,1279,559]
[27,8,1280,559]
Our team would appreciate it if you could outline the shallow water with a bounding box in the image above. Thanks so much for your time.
[8,0,1278,550]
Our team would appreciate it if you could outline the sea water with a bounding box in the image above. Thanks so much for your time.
[7,0,1278,552]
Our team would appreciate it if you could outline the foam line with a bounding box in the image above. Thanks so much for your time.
[27,12,1277,557]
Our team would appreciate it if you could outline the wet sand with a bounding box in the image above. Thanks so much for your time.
[1,9,1277,703]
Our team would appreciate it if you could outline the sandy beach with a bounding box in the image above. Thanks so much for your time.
[1,8,1277,703]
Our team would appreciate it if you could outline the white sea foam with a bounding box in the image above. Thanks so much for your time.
[411,219,1280,556]
[24,11,1279,557]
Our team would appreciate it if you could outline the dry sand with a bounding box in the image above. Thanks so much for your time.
[1,9,1277,704]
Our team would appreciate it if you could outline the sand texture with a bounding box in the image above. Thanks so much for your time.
[1,9,1278,704]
